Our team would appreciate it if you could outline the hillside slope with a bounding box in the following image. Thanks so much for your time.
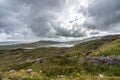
[0,35,120,80]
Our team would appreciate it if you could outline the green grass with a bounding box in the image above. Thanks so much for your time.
[92,38,120,56]
[0,35,120,79]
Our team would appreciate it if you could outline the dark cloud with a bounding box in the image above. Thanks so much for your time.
[0,0,120,41]
[84,0,120,31]
[19,0,66,37]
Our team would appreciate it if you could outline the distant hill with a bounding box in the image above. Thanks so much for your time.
[0,34,120,80]
[0,36,102,50]
[0,34,120,50]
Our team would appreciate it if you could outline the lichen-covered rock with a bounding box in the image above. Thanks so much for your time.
[79,56,120,65]
[18,58,46,65]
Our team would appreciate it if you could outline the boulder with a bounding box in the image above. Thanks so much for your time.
[98,74,104,78]
[9,70,16,73]
[27,69,32,73]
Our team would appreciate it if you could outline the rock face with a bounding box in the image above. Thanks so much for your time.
[79,56,120,65]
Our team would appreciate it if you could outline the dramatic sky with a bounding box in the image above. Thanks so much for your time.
[0,0,120,41]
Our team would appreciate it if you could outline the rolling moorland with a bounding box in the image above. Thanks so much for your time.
[0,35,120,80]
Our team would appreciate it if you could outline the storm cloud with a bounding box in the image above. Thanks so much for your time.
[84,0,120,32]
[0,0,120,41]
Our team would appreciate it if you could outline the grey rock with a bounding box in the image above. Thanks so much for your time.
[79,56,120,65]
[27,69,32,73]
[18,58,46,65]
[56,54,65,58]
[9,70,16,73]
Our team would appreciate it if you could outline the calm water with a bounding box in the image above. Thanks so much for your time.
[43,43,73,48]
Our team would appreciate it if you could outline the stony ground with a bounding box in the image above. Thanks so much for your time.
[0,35,120,80]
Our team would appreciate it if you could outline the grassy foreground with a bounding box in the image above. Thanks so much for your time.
[0,35,120,80]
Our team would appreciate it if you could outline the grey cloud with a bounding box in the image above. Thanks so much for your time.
[19,0,66,37]
[53,23,86,37]
[0,0,32,40]
[27,0,120,38]
[84,0,120,31]
[0,1,24,29]
[0,0,120,41]
[25,0,87,38]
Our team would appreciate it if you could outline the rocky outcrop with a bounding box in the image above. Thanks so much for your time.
[79,56,120,65]
[18,58,47,65]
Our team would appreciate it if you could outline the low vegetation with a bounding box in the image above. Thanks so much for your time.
[0,35,120,80]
